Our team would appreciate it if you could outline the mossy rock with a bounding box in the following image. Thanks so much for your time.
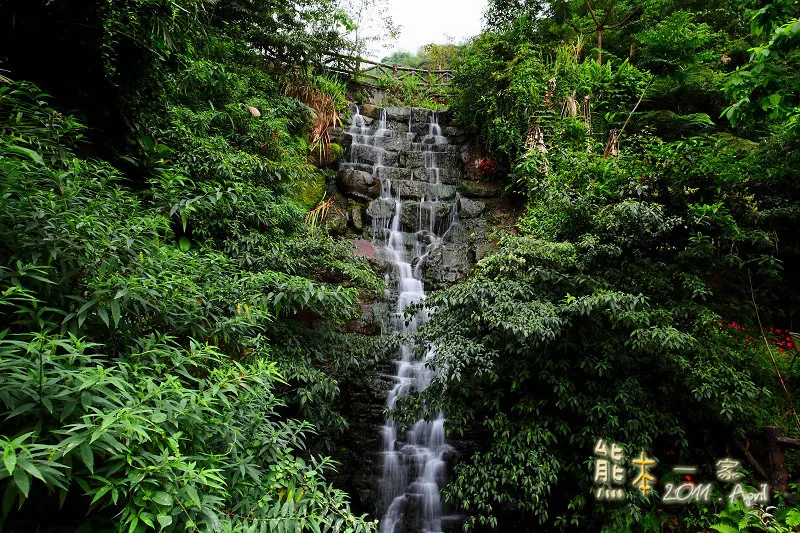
[459,180,502,198]
[325,208,348,236]
[631,110,716,140]
[326,143,344,168]
[295,171,328,211]
[309,143,344,168]
[711,132,759,154]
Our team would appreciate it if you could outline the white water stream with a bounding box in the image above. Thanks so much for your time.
[343,105,457,533]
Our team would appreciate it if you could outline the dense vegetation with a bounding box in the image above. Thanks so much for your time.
[408,0,800,531]
[2,0,800,531]
[0,0,385,531]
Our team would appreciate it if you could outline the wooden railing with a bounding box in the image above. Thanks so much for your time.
[321,53,453,89]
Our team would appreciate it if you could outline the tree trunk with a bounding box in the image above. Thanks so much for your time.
[597,28,603,64]
[765,426,788,492]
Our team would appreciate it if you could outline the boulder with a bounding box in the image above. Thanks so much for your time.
[385,106,411,122]
[325,209,348,235]
[366,198,396,221]
[337,168,380,200]
[324,143,344,168]
[458,197,486,218]
[360,103,378,119]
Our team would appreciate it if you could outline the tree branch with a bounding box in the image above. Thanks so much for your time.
[602,0,618,26]
[607,2,644,30]
[583,0,600,26]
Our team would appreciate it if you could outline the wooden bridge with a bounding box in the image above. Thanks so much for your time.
[321,54,453,89]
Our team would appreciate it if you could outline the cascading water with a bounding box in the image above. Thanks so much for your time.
[342,105,458,533]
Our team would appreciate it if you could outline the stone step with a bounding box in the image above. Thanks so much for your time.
[344,133,461,154]
[366,200,455,234]
[403,151,463,171]
[376,165,461,185]
[348,144,400,167]
[390,180,457,201]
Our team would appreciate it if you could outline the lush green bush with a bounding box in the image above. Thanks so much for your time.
[435,3,800,530]
[0,0,384,524]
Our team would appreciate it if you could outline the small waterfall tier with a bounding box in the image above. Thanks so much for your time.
[340,105,464,533]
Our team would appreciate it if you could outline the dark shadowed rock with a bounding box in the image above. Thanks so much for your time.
[459,180,502,198]
[458,197,486,218]
[338,168,381,200]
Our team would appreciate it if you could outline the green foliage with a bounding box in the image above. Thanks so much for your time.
[634,11,719,74]
[438,7,800,527]
[724,6,800,132]
[381,43,460,70]
[711,502,800,532]
[451,35,649,167]
[0,2,382,527]
[368,71,449,110]
[408,132,800,530]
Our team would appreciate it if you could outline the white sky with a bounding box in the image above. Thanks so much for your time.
[372,0,486,59]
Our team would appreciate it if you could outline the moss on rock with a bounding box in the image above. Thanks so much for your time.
[295,169,328,211]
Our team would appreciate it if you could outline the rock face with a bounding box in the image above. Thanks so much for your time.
[335,106,492,291]
[331,105,502,532]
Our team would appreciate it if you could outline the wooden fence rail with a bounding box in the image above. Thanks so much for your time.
[321,53,453,88]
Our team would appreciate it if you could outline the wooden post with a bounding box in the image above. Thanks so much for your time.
[764,426,788,492]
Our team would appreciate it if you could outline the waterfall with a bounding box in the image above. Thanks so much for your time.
[342,105,457,533]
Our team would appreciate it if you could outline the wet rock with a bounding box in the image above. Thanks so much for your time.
[375,136,412,153]
[338,168,381,200]
[385,106,411,122]
[347,144,399,167]
[404,151,461,172]
[366,198,396,221]
[395,181,457,201]
[387,121,410,135]
[438,167,462,185]
[423,238,470,289]
[458,198,486,218]
[436,108,455,127]
[376,167,414,182]
[400,201,453,232]
[410,108,434,137]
